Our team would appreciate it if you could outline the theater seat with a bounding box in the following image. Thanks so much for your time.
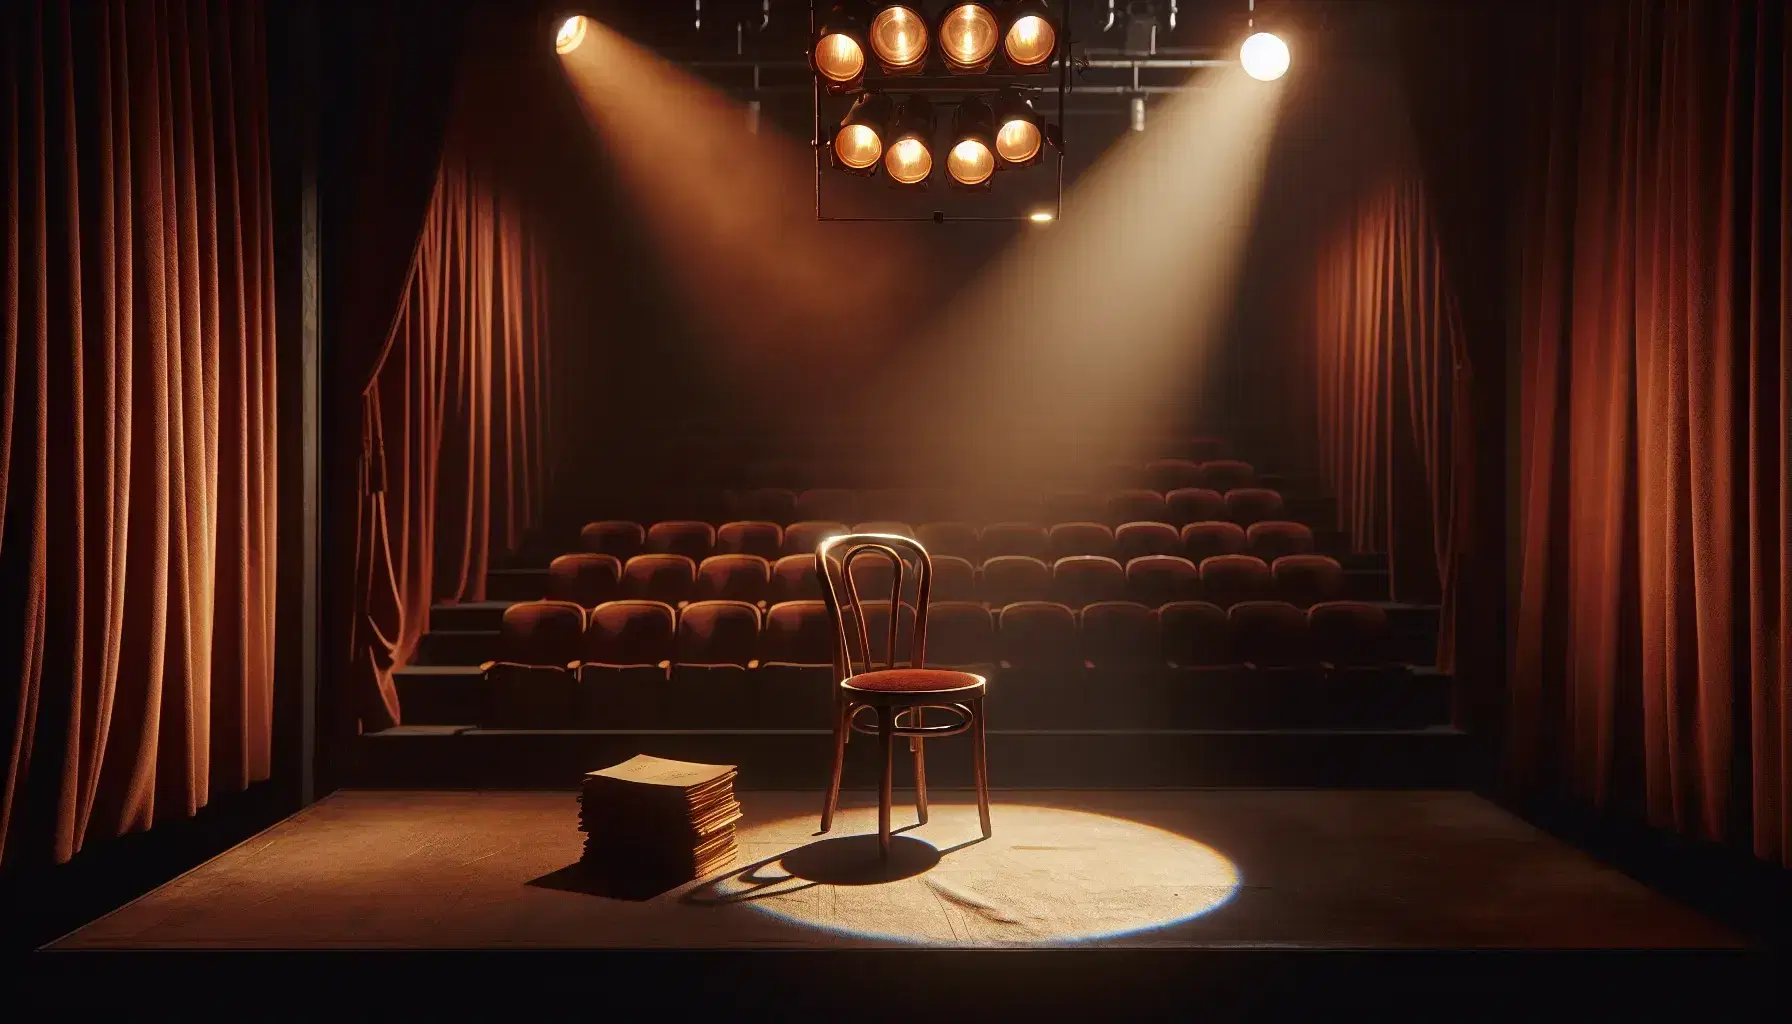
[980,522,1051,561]
[621,553,698,606]
[1308,600,1392,669]
[1080,601,1160,669]
[646,520,717,562]
[484,600,585,727]
[1050,555,1127,608]
[1114,521,1181,562]
[1146,458,1204,493]
[671,600,760,726]
[1106,490,1170,528]
[1229,600,1312,669]
[1247,521,1315,561]
[1125,554,1202,607]
[1200,459,1255,491]
[769,553,825,604]
[979,555,1050,607]
[1160,601,1233,670]
[717,521,783,561]
[924,602,997,671]
[1272,554,1344,608]
[997,601,1081,726]
[782,520,849,557]
[579,520,645,559]
[758,600,835,727]
[931,555,978,602]
[545,553,622,607]
[1224,487,1285,526]
[1166,488,1225,527]
[1182,521,1248,564]
[916,521,980,560]
[576,599,675,727]
[1198,554,1272,608]
[1049,522,1116,560]
[695,554,772,605]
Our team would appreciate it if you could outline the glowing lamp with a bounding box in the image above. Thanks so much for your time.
[832,92,894,176]
[948,96,998,187]
[814,5,872,92]
[554,15,588,55]
[991,87,1047,167]
[939,4,1000,73]
[1240,32,1290,81]
[883,96,936,187]
[1002,1,1056,71]
[869,5,929,74]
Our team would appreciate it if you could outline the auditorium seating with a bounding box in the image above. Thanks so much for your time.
[545,553,620,607]
[981,555,1051,606]
[695,554,771,605]
[1126,554,1202,606]
[916,521,979,559]
[981,522,1051,561]
[646,520,716,561]
[580,520,644,559]
[782,520,847,557]
[1114,521,1181,562]
[1166,487,1225,526]
[483,600,584,726]
[1199,554,1273,608]
[769,554,823,603]
[1108,489,1170,527]
[578,599,676,726]
[621,553,698,606]
[1247,521,1315,561]
[716,520,783,560]
[1182,521,1247,562]
[1049,521,1116,560]
[1272,554,1344,608]
[1050,555,1127,607]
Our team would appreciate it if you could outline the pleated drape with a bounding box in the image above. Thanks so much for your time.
[1310,178,1473,671]
[1514,0,1790,864]
[347,148,553,731]
[0,0,276,867]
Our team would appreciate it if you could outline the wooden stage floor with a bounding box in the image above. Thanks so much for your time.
[52,788,1741,951]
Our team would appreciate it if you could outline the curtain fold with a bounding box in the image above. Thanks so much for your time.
[0,0,276,868]
[345,94,556,731]
[1310,178,1472,671]
[1514,0,1790,865]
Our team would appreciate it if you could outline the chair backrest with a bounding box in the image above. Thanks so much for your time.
[497,601,586,665]
[546,553,622,607]
[717,520,784,560]
[762,600,835,665]
[583,600,677,667]
[817,533,935,680]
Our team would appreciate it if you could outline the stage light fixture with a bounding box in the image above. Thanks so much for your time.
[947,96,998,187]
[869,4,929,75]
[991,87,1046,167]
[939,4,1000,74]
[813,4,871,92]
[832,91,894,175]
[883,96,935,186]
[1001,1,1057,71]
[554,14,589,54]
[1240,31,1290,81]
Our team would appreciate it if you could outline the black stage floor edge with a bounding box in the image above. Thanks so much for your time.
[22,948,1781,1016]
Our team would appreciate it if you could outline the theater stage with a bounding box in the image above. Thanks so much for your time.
[38,789,1762,1011]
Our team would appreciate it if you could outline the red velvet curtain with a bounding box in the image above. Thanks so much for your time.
[1514,0,1790,864]
[1310,177,1475,672]
[0,0,276,867]
[346,86,556,731]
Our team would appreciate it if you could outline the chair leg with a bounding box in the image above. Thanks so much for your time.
[820,699,850,833]
[971,697,992,838]
[878,705,895,860]
[912,706,929,825]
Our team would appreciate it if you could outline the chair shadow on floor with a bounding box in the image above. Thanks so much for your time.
[681,826,988,908]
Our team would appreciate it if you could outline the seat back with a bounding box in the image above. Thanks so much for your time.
[762,600,835,665]
[782,520,849,557]
[1308,601,1390,666]
[931,555,978,602]
[1200,459,1255,491]
[979,555,1050,607]
[1145,458,1204,492]
[676,600,761,667]
[717,520,783,560]
[925,602,996,667]
[579,520,645,559]
[1159,600,1232,667]
[979,521,1050,561]
[1182,521,1248,563]
[1125,554,1201,606]
[996,601,1079,669]
[1114,521,1180,562]
[620,553,697,605]
[583,600,677,667]
[695,554,772,604]
[817,533,936,679]
[1050,555,1127,608]
[769,553,824,603]
[915,521,980,559]
[1107,491,1169,531]
[1247,520,1315,561]
[1198,554,1272,608]
[1272,554,1344,608]
[1048,521,1116,560]
[1165,488,1225,526]
[646,520,717,562]
[496,601,586,666]
[1080,601,1160,668]
[1229,600,1311,667]
[545,553,622,607]
[1224,487,1285,526]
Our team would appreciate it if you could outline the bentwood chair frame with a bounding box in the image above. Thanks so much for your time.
[816,534,992,858]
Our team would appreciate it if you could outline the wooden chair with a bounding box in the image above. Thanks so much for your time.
[816,533,992,858]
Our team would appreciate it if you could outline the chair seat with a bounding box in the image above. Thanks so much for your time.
[842,668,986,699]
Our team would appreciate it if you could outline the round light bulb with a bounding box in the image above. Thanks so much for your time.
[942,5,999,68]
[554,15,588,55]
[835,124,883,170]
[1240,32,1291,82]
[886,137,932,184]
[995,119,1042,163]
[870,6,928,69]
[815,33,866,83]
[1004,14,1055,67]
[948,139,995,185]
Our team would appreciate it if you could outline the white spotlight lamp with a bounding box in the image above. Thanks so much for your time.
[1240,31,1290,82]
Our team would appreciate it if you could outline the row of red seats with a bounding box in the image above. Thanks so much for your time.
[489,597,1399,679]
[542,550,1350,610]
[609,481,1289,530]
[579,514,1312,566]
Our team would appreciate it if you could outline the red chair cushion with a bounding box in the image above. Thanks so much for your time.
[843,668,984,693]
